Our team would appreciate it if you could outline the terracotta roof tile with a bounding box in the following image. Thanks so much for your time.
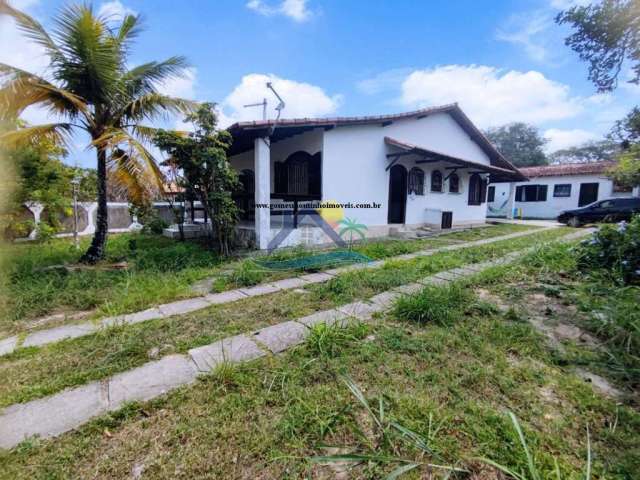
[519,162,616,178]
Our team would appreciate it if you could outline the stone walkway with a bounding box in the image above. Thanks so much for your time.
[0,229,593,450]
[0,226,555,357]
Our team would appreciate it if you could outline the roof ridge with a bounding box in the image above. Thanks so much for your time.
[228,103,459,129]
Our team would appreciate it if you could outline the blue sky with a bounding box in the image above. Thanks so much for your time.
[2,0,639,167]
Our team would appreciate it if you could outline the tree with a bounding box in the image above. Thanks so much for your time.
[609,106,640,146]
[608,145,640,187]
[557,1,640,186]
[549,139,621,163]
[1,119,97,239]
[154,103,240,255]
[0,2,194,262]
[485,123,549,167]
[556,0,640,92]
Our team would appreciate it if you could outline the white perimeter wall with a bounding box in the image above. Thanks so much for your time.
[489,174,637,219]
[322,112,490,227]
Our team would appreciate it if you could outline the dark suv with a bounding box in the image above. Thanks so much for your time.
[558,197,640,227]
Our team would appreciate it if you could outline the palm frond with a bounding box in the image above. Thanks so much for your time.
[0,63,88,119]
[109,148,155,206]
[118,93,197,123]
[114,13,142,44]
[0,123,73,149]
[124,56,190,96]
[95,128,165,193]
[51,3,123,103]
[0,0,64,61]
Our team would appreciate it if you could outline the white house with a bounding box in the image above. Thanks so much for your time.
[225,103,524,250]
[488,162,640,220]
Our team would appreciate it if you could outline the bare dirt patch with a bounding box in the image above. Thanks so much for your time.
[476,288,510,312]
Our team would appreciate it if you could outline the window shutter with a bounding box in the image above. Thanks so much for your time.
[480,179,488,203]
[538,185,548,202]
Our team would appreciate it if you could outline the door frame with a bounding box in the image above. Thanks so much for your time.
[387,164,407,224]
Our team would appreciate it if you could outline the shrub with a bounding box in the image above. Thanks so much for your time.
[574,215,640,284]
[230,260,265,286]
[142,215,168,235]
[393,283,473,325]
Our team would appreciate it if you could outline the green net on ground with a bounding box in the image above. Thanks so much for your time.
[255,250,372,271]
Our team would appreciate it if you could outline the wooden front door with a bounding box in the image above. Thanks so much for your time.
[387,165,407,224]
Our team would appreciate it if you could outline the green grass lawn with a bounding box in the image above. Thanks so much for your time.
[0,223,535,335]
[0,239,637,479]
[0,226,567,409]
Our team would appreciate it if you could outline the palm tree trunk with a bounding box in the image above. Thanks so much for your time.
[80,146,108,263]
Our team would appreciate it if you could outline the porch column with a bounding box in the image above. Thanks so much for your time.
[254,137,271,250]
[506,182,516,219]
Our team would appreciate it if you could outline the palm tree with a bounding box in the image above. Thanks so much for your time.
[338,217,368,250]
[0,1,195,262]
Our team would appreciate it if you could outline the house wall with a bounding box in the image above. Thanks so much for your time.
[489,174,637,219]
[322,112,490,229]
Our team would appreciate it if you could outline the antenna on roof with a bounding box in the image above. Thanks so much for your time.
[243,98,267,120]
[266,82,285,121]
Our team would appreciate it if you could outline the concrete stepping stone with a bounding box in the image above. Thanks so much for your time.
[271,277,309,290]
[337,301,381,321]
[22,323,98,348]
[102,307,165,328]
[448,267,473,277]
[0,382,108,449]
[368,291,402,310]
[295,309,350,328]
[461,263,485,272]
[251,321,309,353]
[158,298,212,317]
[203,289,248,305]
[418,276,449,286]
[393,283,424,295]
[238,283,281,297]
[188,335,264,373]
[298,272,334,284]
[108,355,198,408]
[431,271,460,281]
[0,336,18,356]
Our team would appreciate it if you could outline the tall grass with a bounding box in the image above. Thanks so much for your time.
[478,412,592,480]
[393,283,473,325]
[311,376,467,479]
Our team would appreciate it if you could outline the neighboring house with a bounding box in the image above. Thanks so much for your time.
[488,162,640,220]
[226,103,524,249]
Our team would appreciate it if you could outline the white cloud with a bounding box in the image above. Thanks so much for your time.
[0,1,49,76]
[157,67,197,99]
[496,12,553,63]
[544,128,599,152]
[356,68,414,95]
[246,0,312,22]
[97,1,136,20]
[399,65,582,128]
[220,73,341,126]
